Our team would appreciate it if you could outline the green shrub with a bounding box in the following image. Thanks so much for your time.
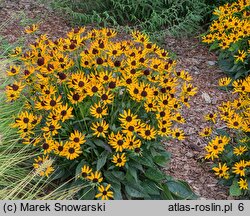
[202,0,250,79]
[202,75,250,198]
[4,26,198,199]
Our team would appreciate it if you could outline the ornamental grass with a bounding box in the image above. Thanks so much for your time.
[4,27,197,199]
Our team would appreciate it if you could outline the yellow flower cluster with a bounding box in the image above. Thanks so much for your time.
[203,74,250,191]
[6,27,196,199]
[202,0,250,64]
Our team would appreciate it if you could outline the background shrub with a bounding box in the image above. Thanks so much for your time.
[45,0,210,40]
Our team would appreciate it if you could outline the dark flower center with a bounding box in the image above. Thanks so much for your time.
[43,143,49,150]
[68,148,75,154]
[73,137,80,143]
[97,126,104,132]
[117,140,123,146]
[23,117,29,123]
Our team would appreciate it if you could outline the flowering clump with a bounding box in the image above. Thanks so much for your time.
[6,27,197,199]
[203,75,250,196]
[202,0,250,79]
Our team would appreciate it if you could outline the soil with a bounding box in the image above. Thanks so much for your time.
[0,0,233,200]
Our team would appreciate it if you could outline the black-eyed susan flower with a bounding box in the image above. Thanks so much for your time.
[25,24,39,34]
[41,135,55,154]
[90,102,108,119]
[121,122,140,137]
[63,142,82,160]
[7,65,20,76]
[55,104,74,122]
[139,124,157,140]
[119,109,138,125]
[44,95,62,110]
[95,184,113,200]
[204,112,217,123]
[212,163,229,178]
[87,171,103,183]
[181,82,197,96]
[124,135,141,150]
[199,127,212,137]
[171,128,185,140]
[33,155,54,177]
[69,130,86,145]
[98,90,114,105]
[91,120,109,138]
[238,178,248,190]
[232,160,247,176]
[53,141,65,156]
[218,77,232,87]
[68,91,85,104]
[233,146,248,156]
[112,153,127,167]
[10,46,22,57]
[81,165,92,178]
[234,50,247,62]
[42,120,61,136]
[227,114,243,129]
[108,132,126,152]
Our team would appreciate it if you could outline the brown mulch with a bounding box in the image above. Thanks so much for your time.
[0,0,233,200]
[163,37,233,199]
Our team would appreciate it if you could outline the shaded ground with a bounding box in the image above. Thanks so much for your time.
[0,0,232,199]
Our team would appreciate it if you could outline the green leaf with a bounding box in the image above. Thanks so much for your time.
[166,180,198,200]
[125,185,145,198]
[75,159,87,177]
[142,180,160,196]
[111,182,123,200]
[131,155,153,167]
[127,160,144,172]
[145,168,165,182]
[111,171,125,181]
[160,183,174,200]
[79,186,96,200]
[93,139,112,152]
[209,41,219,51]
[230,180,242,196]
[96,150,109,170]
[153,154,170,167]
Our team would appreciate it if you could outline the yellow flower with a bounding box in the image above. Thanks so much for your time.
[95,184,113,200]
[112,153,127,167]
[63,142,82,160]
[204,112,217,123]
[33,155,54,177]
[90,102,108,119]
[232,160,247,177]
[238,178,248,190]
[81,165,92,178]
[234,50,247,62]
[212,163,229,178]
[25,24,39,34]
[108,132,126,152]
[199,127,212,137]
[218,77,232,86]
[233,145,248,156]
[91,120,109,138]
[69,130,86,145]
[87,171,103,183]
[171,128,185,140]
